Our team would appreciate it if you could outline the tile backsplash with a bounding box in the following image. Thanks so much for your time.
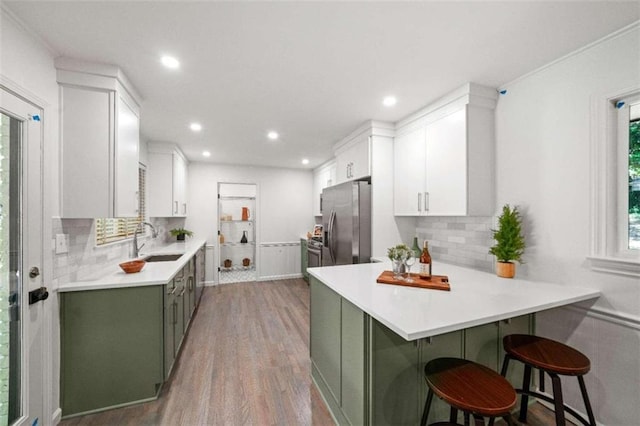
[415,216,494,273]
[52,217,183,285]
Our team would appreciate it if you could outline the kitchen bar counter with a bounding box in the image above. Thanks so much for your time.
[58,238,206,292]
[308,262,601,425]
[308,262,600,341]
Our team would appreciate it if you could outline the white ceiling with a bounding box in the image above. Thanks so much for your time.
[5,1,640,169]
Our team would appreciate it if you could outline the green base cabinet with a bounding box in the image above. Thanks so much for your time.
[301,238,309,282]
[310,276,535,425]
[310,277,368,425]
[60,286,164,417]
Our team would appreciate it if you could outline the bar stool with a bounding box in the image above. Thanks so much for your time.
[501,334,596,426]
[420,357,517,426]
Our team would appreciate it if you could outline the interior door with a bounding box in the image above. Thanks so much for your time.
[1,86,45,426]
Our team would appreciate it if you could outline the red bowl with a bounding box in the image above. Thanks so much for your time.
[119,259,146,274]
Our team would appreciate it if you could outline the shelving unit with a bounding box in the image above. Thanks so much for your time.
[218,183,257,284]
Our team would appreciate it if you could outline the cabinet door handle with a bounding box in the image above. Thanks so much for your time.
[174,201,178,214]
[424,192,429,212]
[182,203,187,215]
[168,286,177,295]
[417,192,422,212]
[179,287,186,297]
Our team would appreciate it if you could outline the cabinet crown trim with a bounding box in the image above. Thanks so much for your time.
[396,82,497,131]
[55,56,143,106]
[333,120,394,155]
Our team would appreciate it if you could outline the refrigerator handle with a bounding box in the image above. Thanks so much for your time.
[328,210,336,264]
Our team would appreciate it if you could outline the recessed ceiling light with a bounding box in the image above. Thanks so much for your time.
[383,96,397,107]
[267,131,279,140]
[302,158,310,165]
[190,122,202,132]
[202,151,211,157]
[161,55,180,69]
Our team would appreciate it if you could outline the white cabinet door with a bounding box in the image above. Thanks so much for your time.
[60,85,139,218]
[173,152,187,216]
[148,148,188,217]
[393,126,426,216]
[425,108,467,216]
[147,152,174,217]
[115,95,140,217]
[313,161,336,216]
[336,137,370,184]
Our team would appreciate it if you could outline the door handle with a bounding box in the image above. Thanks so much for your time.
[424,192,429,212]
[29,287,49,305]
[29,266,40,278]
[417,192,422,212]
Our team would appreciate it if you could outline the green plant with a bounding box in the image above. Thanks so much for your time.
[387,244,411,261]
[170,228,193,237]
[489,204,525,263]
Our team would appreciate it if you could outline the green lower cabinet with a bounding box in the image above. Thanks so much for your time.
[61,286,164,417]
[418,331,465,425]
[341,299,367,426]
[310,276,534,426]
[164,281,176,380]
[310,277,368,425]
[370,320,420,426]
[301,239,309,282]
[310,277,342,407]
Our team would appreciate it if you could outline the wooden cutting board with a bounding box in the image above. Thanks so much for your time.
[376,270,451,291]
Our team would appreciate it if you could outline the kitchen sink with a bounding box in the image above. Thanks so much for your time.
[144,254,183,262]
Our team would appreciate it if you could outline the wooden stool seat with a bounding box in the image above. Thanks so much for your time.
[421,358,516,426]
[503,334,590,376]
[501,334,596,426]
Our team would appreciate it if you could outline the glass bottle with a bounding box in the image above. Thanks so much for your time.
[419,240,432,277]
[240,230,248,244]
[411,236,421,258]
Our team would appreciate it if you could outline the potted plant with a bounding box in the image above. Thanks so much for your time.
[387,244,410,279]
[170,228,193,241]
[489,204,525,278]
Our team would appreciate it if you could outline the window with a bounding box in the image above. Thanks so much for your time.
[624,102,640,249]
[95,165,146,245]
[589,89,640,276]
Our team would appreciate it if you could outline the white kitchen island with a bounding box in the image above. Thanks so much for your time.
[307,262,600,426]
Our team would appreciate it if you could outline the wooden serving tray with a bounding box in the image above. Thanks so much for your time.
[376,270,451,291]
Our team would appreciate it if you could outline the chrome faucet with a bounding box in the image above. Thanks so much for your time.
[133,222,158,258]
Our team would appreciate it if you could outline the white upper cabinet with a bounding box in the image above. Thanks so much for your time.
[56,58,141,218]
[335,134,371,184]
[147,144,189,217]
[313,160,336,216]
[393,83,496,216]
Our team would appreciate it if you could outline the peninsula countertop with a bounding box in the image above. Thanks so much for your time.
[58,238,206,292]
[307,262,600,341]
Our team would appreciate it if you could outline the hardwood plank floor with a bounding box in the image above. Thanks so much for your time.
[60,279,567,425]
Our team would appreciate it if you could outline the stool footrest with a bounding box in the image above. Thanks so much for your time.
[514,388,592,426]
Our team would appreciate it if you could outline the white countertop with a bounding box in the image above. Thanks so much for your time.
[58,238,206,292]
[307,262,600,341]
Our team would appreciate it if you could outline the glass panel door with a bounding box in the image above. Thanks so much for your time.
[1,109,22,424]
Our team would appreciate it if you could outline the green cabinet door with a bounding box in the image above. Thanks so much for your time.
[301,239,309,282]
[370,319,420,426]
[341,298,367,426]
[310,277,342,409]
[418,331,464,425]
[61,286,164,417]
[465,322,500,369]
[175,278,186,353]
[164,280,176,379]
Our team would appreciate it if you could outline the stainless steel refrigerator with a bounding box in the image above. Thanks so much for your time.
[321,180,371,266]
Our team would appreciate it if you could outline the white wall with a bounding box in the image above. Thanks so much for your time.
[495,24,640,425]
[186,162,315,282]
[1,8,60,425]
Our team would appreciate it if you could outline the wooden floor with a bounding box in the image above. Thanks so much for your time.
[61,278,566,426]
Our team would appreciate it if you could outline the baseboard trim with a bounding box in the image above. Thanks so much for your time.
[258,273,303,281]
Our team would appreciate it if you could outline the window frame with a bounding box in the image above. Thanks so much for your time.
[589,87,640,276]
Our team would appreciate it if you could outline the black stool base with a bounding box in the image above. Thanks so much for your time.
[501,354,596,426]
